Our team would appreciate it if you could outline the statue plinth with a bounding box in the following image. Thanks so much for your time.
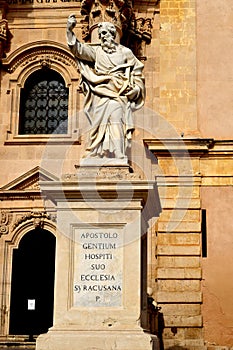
[36,168,158,350]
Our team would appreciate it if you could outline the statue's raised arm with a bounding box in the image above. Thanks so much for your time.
[66,14,77,45]
[67,17,145,163]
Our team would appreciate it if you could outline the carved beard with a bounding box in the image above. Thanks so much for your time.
[101,38,117,54]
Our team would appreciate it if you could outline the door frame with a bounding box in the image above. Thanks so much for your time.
[0,216,56,336]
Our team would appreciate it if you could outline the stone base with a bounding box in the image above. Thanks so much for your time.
[36,329,158,350]
[80,156,128,167]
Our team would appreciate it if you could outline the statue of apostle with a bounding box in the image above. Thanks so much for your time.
[67,15,145,161]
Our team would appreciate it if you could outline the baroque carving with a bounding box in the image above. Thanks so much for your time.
[80,0,153,58]
[0,19,8,59]
[0,19,7,41]
[17,175,40,190]
[12,211,57,231]
[3,47,77,73]
[81,0,133,40]
[0,210,12,236]
[63,167,142,181]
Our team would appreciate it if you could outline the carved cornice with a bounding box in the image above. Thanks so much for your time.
[144,138,233,158]
[0,191,42,201]
[2,40,77,73]
[0,166,59,200]
[144,138,215,157]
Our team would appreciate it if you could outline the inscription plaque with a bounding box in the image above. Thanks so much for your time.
[73,226,123,307]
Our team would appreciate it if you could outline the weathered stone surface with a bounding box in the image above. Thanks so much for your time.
[158,221,201,232]
[163,315,202,328]
[157,245,201,256]
[160,304,201,316]
[158,256,201,268]
[157,291,202,303]
[158,280,201,292]
[157,267,202,279]
[157,233,201,245]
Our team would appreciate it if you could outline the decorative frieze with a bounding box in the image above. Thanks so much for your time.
[12,211,56,231]
[2,45,77,73]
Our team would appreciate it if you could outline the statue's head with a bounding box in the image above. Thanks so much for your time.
[98,22,117,41]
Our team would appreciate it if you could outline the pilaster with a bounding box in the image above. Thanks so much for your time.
[144,138,213,349]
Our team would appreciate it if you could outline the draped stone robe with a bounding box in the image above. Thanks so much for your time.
[68,34,145,159]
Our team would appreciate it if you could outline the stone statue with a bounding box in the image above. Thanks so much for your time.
[67,15,145,162]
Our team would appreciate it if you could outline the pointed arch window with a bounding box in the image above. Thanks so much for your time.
[19,68,68,135]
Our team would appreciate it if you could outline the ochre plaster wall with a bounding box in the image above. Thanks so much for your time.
[201,187,233,346]
[196,1,233,139]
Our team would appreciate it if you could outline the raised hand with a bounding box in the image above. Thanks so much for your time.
[67,14,77,32]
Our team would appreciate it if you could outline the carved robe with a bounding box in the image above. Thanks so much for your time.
[68,36,145,158]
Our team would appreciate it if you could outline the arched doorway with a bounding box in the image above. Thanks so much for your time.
[9,228,56,335]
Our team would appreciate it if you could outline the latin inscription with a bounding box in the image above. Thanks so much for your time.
[73,228,123,307]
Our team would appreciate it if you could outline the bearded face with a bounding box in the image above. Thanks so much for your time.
[98,23,117,53]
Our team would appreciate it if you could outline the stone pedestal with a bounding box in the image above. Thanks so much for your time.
[36,166,158,350]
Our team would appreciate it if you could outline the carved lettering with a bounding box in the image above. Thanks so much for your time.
[73,227,123,307]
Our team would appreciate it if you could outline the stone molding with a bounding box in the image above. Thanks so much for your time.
[2,42,80,145]
[2,40,77,73]
[0,166,59,200]
[0,209,56,236]
[144,138,233,157]
[144,138,214,156]
[12,210,56,231]
[63,164,142,181]
[144,138,233,186]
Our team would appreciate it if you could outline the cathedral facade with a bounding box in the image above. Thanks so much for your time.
[0,0,232,348]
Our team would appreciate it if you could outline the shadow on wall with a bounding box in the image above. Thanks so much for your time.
[156,314,190,350]
[157,311,165,350]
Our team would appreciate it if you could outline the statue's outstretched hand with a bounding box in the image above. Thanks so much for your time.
[67,14,77,31]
